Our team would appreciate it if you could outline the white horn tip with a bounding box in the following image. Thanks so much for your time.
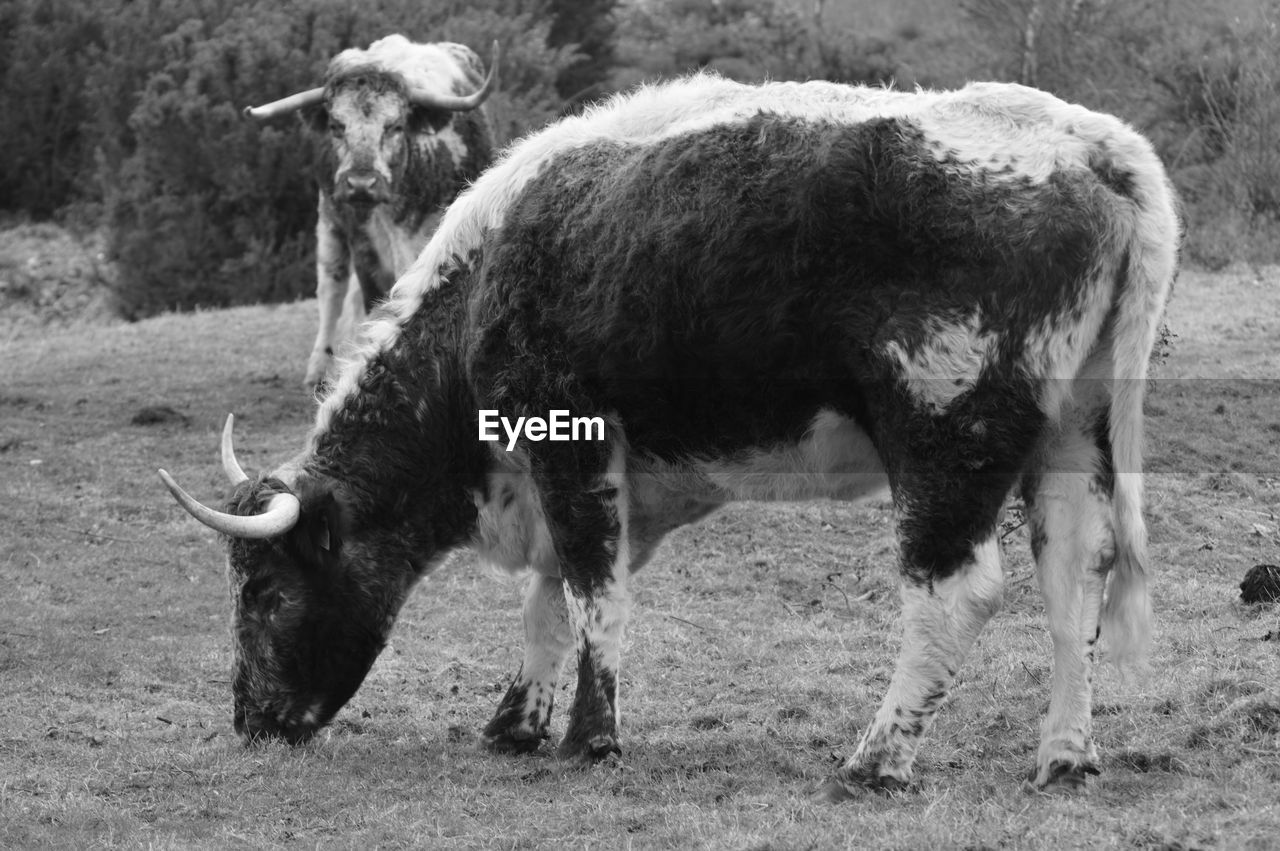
[221,413,251,485]
[158,468,189,507]
[158,468,187,500]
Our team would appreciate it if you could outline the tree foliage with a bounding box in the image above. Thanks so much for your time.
[2,0,1279,307]
[0,0,105,217]
[961,0,1280,266]
[612,0,896,91]
[1152,11,1280,266]
[546,0,619,102]
[0,0,575,316]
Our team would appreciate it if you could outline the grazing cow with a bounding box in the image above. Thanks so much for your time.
[245,35,499,390]
[162,74,1180,797]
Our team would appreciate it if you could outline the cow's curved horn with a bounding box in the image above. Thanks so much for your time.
[244,87,325,121]
[159,469,300,538]
[159,414,301,539]
[222,414,250,485]
[408,41,501,111]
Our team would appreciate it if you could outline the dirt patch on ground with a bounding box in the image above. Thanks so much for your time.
[0,222,119,340]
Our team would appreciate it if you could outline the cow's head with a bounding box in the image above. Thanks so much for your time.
[159,416,419,744]
[244,39,499,210]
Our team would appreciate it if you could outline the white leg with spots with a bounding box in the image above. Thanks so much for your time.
[557,442,632,761]
[482,572,574,752]
[820,534,1004,798]
[1025,420,1115,789]
[307,208,355,391]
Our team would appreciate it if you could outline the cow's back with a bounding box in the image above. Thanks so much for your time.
[464,101,1153,458]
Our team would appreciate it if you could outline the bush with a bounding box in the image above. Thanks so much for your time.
[104,9,313,316]
[5,0,1278,293]
[610,0,896,91]
[545,0,619,102]
[0,0,105,217]
[1155,11,1280,267]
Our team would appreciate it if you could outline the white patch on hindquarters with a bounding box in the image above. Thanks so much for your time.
[881,313,999,413]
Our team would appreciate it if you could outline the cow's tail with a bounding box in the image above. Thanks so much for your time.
[1100,164,1179,675]
[1101,345,1153,676]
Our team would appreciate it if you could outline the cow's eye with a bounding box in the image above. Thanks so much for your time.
[387,122,405,136]
[328,120,344,138]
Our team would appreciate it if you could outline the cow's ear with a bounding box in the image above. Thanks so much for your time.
[409,105,452,134]
[290,486,347,571]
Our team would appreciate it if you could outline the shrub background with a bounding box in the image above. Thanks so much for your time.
[0,0,1276,318]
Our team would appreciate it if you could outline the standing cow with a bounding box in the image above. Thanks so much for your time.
[163,75,1180,798]
[245,35,498,390]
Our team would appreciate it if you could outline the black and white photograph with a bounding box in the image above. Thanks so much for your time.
[2,0,1278,846]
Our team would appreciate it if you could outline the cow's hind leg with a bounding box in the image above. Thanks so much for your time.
[482,573,574,753]
[1023,396,1116,790]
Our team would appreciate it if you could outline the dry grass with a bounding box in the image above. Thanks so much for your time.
[2,267,1279,848]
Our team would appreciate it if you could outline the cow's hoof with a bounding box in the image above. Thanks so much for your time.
[1026,759,1099,793]
[481,729,548,755]
[811,769,909,802]
[557,732,622,763]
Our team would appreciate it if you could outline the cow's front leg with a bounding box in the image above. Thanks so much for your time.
[482,572,574,753]
[306,200,352,391]
[534,440,631,763]
[817,532,1005,800]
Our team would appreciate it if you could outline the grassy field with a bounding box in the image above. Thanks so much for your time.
[2,266,1279,849]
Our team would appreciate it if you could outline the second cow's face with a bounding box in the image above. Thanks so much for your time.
[322,76,416,208]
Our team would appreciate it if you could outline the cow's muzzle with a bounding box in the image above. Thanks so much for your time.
[335,171,390,206]
[235,703,320,746]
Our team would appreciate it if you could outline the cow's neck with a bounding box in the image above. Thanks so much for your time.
[305,280,487,555]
